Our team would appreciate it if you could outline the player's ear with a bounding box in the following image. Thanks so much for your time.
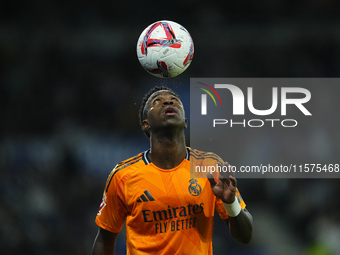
[142,119,150,132]
[184,118,188,129]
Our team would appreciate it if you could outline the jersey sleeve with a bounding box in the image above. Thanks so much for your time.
[95,166,127,233]
[215,188,246,219]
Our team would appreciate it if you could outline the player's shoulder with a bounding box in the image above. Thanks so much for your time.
[103,150,149,193]
[111,150,149,176]
[188,147,224,164]
[106,151,148,181]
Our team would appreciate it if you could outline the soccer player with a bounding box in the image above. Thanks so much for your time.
[92,86,253,255]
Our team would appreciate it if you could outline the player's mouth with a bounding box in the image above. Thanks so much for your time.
[163,106,177,116]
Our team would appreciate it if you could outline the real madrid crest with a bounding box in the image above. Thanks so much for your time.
[188,178,202,196]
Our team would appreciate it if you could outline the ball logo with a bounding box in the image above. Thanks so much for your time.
[188,178,202,196]
[141,22,182,56]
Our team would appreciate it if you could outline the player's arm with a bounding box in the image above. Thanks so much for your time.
[92,227,119,255]
[93,163,128,254]
[223,206,253,244]
[207,162,253,244]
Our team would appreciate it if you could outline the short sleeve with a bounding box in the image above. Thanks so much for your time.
[95,167,127,233]
[215,188,246,219]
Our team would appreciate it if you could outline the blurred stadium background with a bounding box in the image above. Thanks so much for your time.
[1,1,340,254]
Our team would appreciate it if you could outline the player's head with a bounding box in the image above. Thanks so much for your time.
[139,86,186,138]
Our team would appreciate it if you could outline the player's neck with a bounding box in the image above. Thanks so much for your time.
[149,133,187,170]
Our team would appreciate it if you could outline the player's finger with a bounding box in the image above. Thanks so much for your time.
[228,175,237,188]
[225,162,236,177]
[218,162,229,179]
[206,172,217,188]
[219,162,235,179]
[218,162,234,181]
[219,174,230,184]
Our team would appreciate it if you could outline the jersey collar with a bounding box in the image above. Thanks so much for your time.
[142,147,190,165]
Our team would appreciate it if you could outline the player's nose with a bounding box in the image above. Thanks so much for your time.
[163,98,173,105]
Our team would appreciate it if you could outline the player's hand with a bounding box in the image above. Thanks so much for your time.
[207,162,237,204]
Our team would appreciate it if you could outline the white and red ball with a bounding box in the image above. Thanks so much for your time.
[136,20,194,78]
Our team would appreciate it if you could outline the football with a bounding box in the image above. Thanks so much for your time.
[136,20,194,78]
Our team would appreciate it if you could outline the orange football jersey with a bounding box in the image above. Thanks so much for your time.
[95,148,246,255]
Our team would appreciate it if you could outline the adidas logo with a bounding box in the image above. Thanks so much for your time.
[137,190,155,203]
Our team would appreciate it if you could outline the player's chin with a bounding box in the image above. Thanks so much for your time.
[163,122,182,128]
[160,121,186,131]
[163,116,184,124]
